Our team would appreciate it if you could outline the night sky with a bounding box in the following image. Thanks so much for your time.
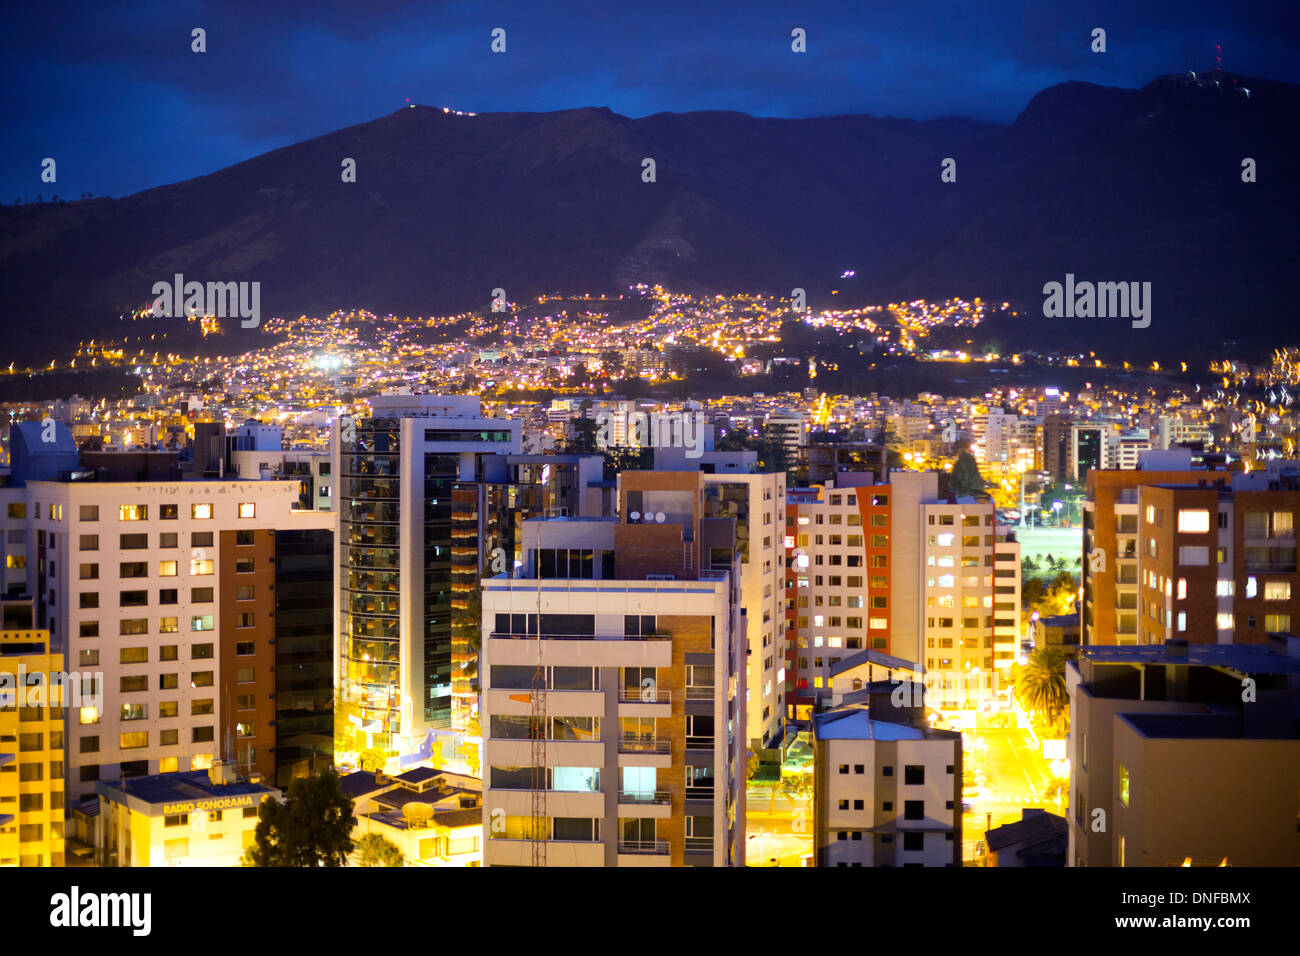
[3,0,1298,201]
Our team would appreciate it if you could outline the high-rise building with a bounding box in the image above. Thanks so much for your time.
[1082,453,1300,646]
[1067,639,1300,867]
[0,598,66,866]
[785,472,1020,716]
[811,681,962,866]
[479,470,747,866]
[655,447,786,749]
[333,395,521,753]
[4,476,334,803]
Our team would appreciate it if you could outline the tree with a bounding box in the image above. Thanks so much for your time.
[1022,577,1046,608]
[568,416,599,454]
[355,832,405,867]
[946,450,986,496]
[1015,647,1069,726]
[358,749,387,773]
[243,769,356,867]
[334,689,362,756]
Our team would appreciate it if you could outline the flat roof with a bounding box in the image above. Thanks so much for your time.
[1077,641,1300,676]
[97,770,279,818]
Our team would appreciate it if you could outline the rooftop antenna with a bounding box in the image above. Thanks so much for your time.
[1216,43,1222,72]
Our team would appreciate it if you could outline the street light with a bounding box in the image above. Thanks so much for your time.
[1051,500,1063,527]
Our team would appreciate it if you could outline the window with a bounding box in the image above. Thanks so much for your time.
[236,721,255,738]
[236,640,255,655]
[238,502,256,519]
[119,647,148,664]
[119,590,148,607]
[902,832,925,852]
[903,800,925,820]
[904,765,925,786]
[159,532,178,548]
[1177,509,1210,533]
[79,621,99,638]
[160,673,178,690]
[1264,581,1291,601]
[119,504,147,521]
[161,644,177,661]
[120,703,147,721]
[191,614,215,632]
[79,563,98,580]
[159,589,178,605]
[191,699,214,715]
[236,668,255,683]
[119,533,148,549]
[191,531,213,547]
[192,503,213,520]
[159,560,178,577]
[1118,765,1130,807]
[159,701,179,718]
[191,559,214,576]
[192,643,214,659]
[120,561,148,578]
[79,535,98,550]
[1265,614,1291,633]
[235,585,255,601]
[160,729,179,746]
[192,587,214,603]
[235,558,254,574]
[119,618,148,635]
[1177,546,1209,566]
[119,731,148,750]
[191,671,214,687]
[192,727,214,743]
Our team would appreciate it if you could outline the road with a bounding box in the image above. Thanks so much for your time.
[744,787,813,866]
[962,726,1062,864]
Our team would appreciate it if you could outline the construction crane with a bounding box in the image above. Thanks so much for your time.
[528,512,548,866]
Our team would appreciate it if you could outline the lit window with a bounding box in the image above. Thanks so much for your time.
[1118,765,1130,807]
[119,504,147,521]
[1177,578,1186,600]
[1246,577,1258,599]
[192,503,213,520]
[238,502,255,519]
[190,559,214,576]
[1264,581,1291,601]
[1176,509,1210,533]
[159,560,178,577]
[1216,613,1233,630]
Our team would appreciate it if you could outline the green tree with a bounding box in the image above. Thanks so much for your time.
[334,690,362,756]
[355,832,405,867]
[358,749,387,773]
[1015,647,1069,726]
[946,450,986,496]
[243,769,356,867]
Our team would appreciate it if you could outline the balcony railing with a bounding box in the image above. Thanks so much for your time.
[617,790,671,806]
[685,686,715,700]
[685,785,715,801]
[618,736,671,754]
[491,632,671,642]
[685,836,715,853]
[685,736,715,751]
[618,688,671,704]
[618,839,669,855]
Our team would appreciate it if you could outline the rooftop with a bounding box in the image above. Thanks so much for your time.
[1077,639,1300,677]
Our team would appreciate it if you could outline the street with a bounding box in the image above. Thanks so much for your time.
[962,726,1062,864]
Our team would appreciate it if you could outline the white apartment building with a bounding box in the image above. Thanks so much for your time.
[480,481,747,866]
[8,479,333,803]
[812,690,962,867]
[919,496,1020,712]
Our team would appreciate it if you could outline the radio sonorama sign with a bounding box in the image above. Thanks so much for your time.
[160,795,259,815]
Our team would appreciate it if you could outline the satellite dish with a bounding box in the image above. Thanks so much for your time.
[655,512,666,523]
[630,511,640,521]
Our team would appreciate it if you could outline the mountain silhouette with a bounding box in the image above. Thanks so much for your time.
[0,70,1295,366]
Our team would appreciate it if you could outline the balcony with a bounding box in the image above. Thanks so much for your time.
[617,789,671,806]
[685,685,715,700]
[685,836,715,854]
[685,736,715,751]
[685,785,715,802]
[490,632,671,642]
[618,736,671,755]
[618,839,669,855]
[618,688,671,704]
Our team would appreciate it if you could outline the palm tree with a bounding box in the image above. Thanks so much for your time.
[1016,647,1069,726]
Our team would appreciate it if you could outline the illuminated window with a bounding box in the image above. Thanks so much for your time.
[119,731,148,750]
[1264,581,1291,601]
[1265,614,1291,633]
[238,502,256,518]
[1118,765,1130,807]
[1216,613,1233,630]
[159,560,178,577]
[1246,577,1258,599]
[119,504,147,521]
[1176,509,1210,533]
[869,617,887,630]
[191,558,214,576]
[192,503,213,520]
[1177,578,1186,600]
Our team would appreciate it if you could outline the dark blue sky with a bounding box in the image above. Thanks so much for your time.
[3,0,1298,201]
